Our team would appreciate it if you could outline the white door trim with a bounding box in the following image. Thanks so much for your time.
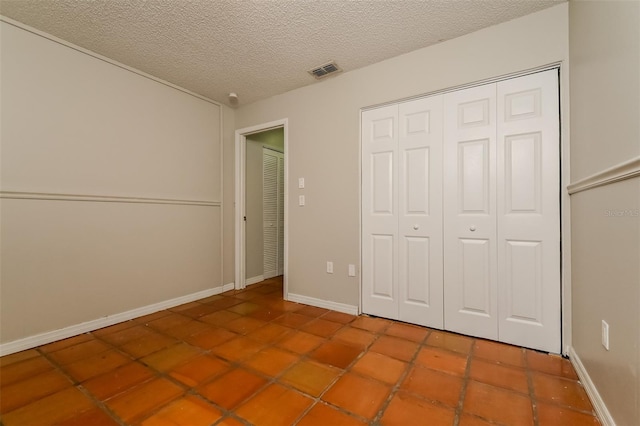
[235,119,289,297]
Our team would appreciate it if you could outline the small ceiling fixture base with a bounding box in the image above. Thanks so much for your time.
[308,61,342,80]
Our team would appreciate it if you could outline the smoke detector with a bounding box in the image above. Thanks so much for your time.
[308,61,342,80]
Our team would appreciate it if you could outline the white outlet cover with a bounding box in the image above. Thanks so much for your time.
[326,261,333,273]
[298,177,305,189]
[298,195,305,206]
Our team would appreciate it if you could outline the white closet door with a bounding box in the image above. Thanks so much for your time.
[496,70,560,353]
[444,84,499,340]
[277,154,285,276]
[263,148,283,280]
[398,96,444,328]
[362,105,399,319]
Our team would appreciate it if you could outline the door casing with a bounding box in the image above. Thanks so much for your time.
[235,119,289,295]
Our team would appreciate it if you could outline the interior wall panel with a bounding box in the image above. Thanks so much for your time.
[0,20,222,347]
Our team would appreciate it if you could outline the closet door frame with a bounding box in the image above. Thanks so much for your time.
[235,119,289,295]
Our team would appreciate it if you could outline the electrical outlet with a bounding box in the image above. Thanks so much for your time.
[326,261,333,274]
[602,320,610,350]
[348,264,356,277]
[298,177,305,189]
[298,195,305,206]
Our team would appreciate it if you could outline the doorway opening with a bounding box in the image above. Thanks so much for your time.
[235,119,288,298]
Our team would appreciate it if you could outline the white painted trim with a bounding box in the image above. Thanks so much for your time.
[245,275,265,286]
[0,191,221,207]
[235,129,247,290]
[569,347,616,426]
[568,157,640,195]
[0,16,220,107]
[287,293,359,316]
[559,63,572,357]
[0,286,228,357]
[222,283,235,292]
[219,107,226,299]
[235,119,289,297]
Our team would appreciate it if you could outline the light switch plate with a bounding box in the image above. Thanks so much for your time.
[326,261,333,273]
[298,195,305,206]
[298,177,305,189]
[602,320,610,350]
[348,264,356,277]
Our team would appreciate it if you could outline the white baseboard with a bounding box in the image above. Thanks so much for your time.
[287,292,359,315]
[245,275,264,286]
[568,346,616,426]
[222,282,235,292]
[0,285,229,357]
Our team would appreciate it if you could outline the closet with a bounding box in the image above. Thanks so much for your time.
[361,69,560,353]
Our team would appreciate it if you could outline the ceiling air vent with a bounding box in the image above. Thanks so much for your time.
[308,61,342,79]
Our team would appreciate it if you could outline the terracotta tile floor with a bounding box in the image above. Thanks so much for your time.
[0,277,600,425]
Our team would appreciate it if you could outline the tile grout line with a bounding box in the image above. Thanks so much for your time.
[525,349,541,426]
[138,282,289,425]
[452,337,476,426]
[369,326,434,425]
[46,287,276,425]
[288,315,381,425]
[167,298,357,426]
[35,345,131,426]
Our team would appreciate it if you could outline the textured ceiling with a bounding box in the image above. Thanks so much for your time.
[0,0,562,107]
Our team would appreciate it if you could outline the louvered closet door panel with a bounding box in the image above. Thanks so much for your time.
[362,105,399,319]
[444,84,498,340]
[398,96,444,328]
[263,149,280,279]
[277,155,285,276]
[496,70,560,353]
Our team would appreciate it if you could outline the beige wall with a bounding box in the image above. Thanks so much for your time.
[569,1,640,424]
[233,4,569,306]
[0,20,223,344]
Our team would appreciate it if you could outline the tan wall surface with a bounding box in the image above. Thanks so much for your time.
[569,1,640,424]
[0,21,223,344]
[233,4,569,306]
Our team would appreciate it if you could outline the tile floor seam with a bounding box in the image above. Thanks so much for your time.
[451,335,475,426]
[525,348,541,426]
[182,387,232,418]
[185,334,325,423]
[34,346,130,426]
[369,328,433,425]
[182,387,253,426]
[265,331,356,424]
[285,325,396,426]
[87,326,213,403]
[45,312,264,425]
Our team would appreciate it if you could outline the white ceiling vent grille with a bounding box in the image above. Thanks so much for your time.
[308,61,342,79]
